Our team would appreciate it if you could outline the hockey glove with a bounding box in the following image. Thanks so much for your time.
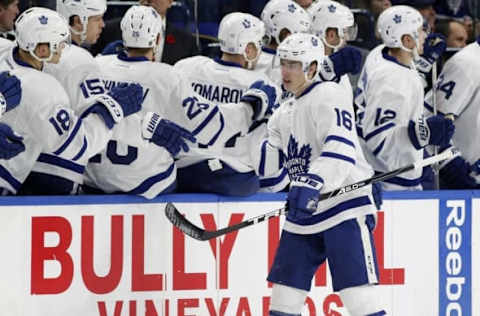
[0,122,25,159]
[142,112,196,157]
[240,80,278,121]
[287,173,323,220]
[415,33,446,74]
[320,46,362,81]
[372,182,383,210]
[101,40,124,55]
[93,83,143,129]
[0,71,21,116]
[408,114,455,149]
[440,155,480,189]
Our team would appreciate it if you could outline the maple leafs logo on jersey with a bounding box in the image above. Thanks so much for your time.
[38,15,48,25]
[288,3,296,13]
[328,4,336,13]
[393,14,402,24]
[286,135,312,177]
[242,19,251,29]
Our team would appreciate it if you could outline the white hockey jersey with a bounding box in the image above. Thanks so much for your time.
[84,53,256,198]
[424,39,480,164]
[355,45,425,190]
[174,55,288,192]
[0,47,112,193]
[264,81,376,234]
[27,44,113,186]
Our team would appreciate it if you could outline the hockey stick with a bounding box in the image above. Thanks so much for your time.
[165,147,458,241]
[432,61,440,189]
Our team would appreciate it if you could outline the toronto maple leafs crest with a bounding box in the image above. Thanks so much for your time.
[286,135,312,176]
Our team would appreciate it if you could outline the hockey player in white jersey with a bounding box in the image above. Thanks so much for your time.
[0,71,25,160]
[355,5,454,190]
[174,12,288,194]
[260,0,362,99]
[263,33,385,316]
[310,0,358,95]
[0,7,143,195]
[17,0,122,194]
[86,6,277,197]
[424,36,480,189]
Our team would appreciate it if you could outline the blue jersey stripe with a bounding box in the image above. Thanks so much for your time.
[72,137,88,161]
[364,122,395,141]
[259,140,268,176]
[260,168,288,188]
[0,165,22,191]
[372,138,386,156]
[325,135,355,148]
[320,151,355,165]
[192,106,219,137]
[206,110,225,146]
[37,153,85,174]
[128,163,175,195]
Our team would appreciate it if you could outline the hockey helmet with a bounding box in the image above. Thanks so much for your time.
[310,0,357,50]
[15,7,70,62]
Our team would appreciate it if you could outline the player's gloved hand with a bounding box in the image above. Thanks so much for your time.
[415,33,447,74]
[371,182,383,210]
[240,80,278,120]
[320,46,362,81]
[0,122,25,159]
[0,71,21,115]
[408,114,455,149]
[101,40,124,55]
[286,173,323,220]
[93,83,143,129]
[440,155,479,189]
[142,112,196,156]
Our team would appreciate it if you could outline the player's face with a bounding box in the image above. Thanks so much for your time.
[280,59,305,93]
[48,42,66,64]
[0,0,19,32]
[416,26,427,55]
[85,14,105,45]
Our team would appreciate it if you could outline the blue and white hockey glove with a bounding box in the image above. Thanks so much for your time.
[372,182,383,210]
[93,83,143,129]
[408,114,455,149]
[415,33,446,74]
[320,46,362,81]
[240,80,278,121]
[287,173,323,220]
[440,155,480,189]
[142,112,196,157]
[101,40,124,55]
[0,71,21,116]
[0,122,25,159]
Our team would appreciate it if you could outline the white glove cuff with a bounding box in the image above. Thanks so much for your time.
[141,111,162,140]
[96,95,124,124]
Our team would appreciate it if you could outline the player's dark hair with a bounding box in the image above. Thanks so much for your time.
[0,0,16,8]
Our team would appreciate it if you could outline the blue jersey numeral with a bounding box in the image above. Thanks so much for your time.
[374,108,396,126]
[334,108,352,131]
[182,96,210,120]
[80,79,106,98]
[49,109,70,135]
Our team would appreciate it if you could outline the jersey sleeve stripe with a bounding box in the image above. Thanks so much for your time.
[72,137,88,161]
[259,140,268,176]
[260,168,288,187]
[320,151,355,165]
[372,138,386,156]
[52,119,83,156]
[191,106,220,136]
[364,122,395,141]
[128,162,175,195]
[0,165,22,191]
[37,153,85,174]
[324,135,355,148]
[423,101,448,116]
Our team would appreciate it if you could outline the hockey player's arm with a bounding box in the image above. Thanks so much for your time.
[257,109,286,179]
[309,103,357,192]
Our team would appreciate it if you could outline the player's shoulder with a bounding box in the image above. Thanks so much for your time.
[60,44,96,68]
[95,53,117,65]
[174,55,211,71]
[14,68,67,102]
[444,42,480,72]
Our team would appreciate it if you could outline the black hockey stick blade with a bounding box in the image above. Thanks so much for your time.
[165,147,458,241]
[164,202,286,241]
